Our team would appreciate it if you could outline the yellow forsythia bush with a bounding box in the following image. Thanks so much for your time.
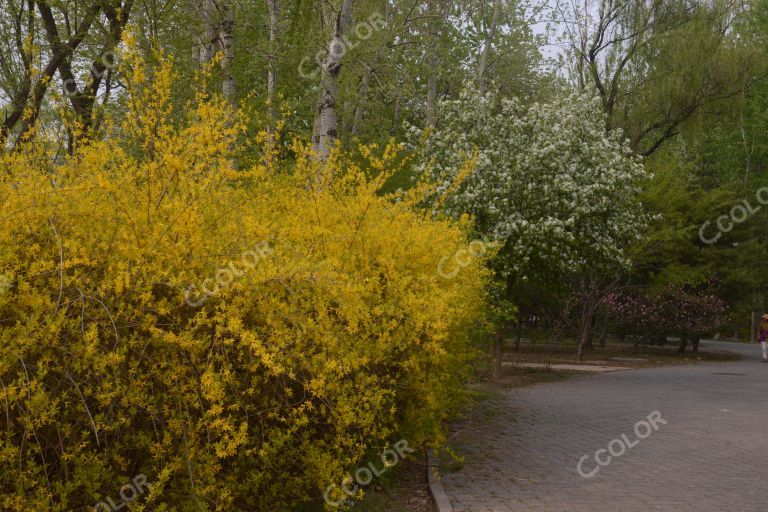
[0,56,487,510]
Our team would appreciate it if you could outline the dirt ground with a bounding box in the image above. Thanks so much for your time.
[356,456,435,512]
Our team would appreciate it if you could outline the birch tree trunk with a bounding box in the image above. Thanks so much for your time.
[267,0,280,115]
[219,0,236,103]
[349,66,371,136]
[14,0,103,146]
[47,0,133,148]
[197,0,218,65]
[196,0,234,103]
[477,0,501,96]
[424,0,440,127]
[312,0,354,161]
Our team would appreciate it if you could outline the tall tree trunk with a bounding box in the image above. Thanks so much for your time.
[198,0,218,65]
[312,0,354,161]
[583,313,598,351]
[195,0,234,103]
[577,305,594,361]
[313,69,341,161]
[514,319,522,352]
[349,66,371,136]
[584,331,594,351]
[47,0,132,148]
[267,0,280,116]
[12,0,102,147]
[424,0,440,127]
[219,0,236,103]
[477,0,501,96]
[0,0,35,148]
[492,330,504,381]
[576,275,619,360]
[599,319,608,349]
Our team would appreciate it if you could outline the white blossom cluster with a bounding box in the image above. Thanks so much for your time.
[411,89,650,279]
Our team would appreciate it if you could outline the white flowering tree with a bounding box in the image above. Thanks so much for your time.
[413,89,651,359]
[414,90,649,279]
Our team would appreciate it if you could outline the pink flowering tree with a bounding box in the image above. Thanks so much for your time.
[605,280,728,353]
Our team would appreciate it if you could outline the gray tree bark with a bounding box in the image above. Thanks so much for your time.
[312,0,354,161]
[349,65,371,136]
[267,0,280,115]
[424,0,440,127]
[477,0,501,96]
[492,330,504,381]
[197,0,218,65]
[195,0,235,103]
[219,0,236,103]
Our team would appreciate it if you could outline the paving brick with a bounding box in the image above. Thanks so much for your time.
[441,341,768,512]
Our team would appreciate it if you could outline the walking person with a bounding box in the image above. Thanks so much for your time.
[759,313,768,363]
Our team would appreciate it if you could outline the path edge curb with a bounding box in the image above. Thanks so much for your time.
[426,449,454,512]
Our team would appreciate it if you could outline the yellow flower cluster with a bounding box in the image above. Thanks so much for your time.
[0,54,488,510]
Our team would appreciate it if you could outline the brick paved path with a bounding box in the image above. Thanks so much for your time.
[441,341,768,512]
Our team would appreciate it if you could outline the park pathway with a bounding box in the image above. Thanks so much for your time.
[440,341,768,512]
